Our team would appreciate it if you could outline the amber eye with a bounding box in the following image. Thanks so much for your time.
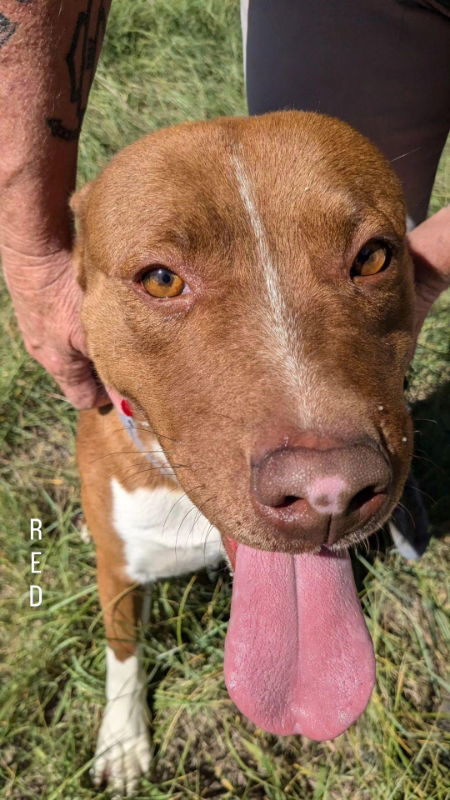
[141,267,185,298]
[351,241,392,277]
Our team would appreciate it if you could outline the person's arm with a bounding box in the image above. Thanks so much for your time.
[408,204,450,339]
[0,0,111,408]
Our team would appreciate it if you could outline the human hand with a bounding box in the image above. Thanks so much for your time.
[2,246,109,409]
[408,205,450,340]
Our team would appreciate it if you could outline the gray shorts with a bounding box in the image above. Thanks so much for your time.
[242,0,450,223]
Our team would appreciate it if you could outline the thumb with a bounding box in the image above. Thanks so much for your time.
[51,354,110,410]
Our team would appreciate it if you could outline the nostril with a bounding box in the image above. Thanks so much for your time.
[346,485,378,515]
[251,440,391,538]
[273,494,301,509]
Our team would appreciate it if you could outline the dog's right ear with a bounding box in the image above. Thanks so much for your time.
[70,182,92,291]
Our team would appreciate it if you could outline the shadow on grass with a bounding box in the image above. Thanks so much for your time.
[411,379,450,535]
[352,378,449,590]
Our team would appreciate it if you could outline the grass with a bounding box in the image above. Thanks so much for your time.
[0,1,449,798]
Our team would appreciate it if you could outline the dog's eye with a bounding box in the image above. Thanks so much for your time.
[351,241,392,277]
[141,267,185,298]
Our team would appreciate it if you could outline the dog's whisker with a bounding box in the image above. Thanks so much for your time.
[120,464,190,486]
[369,530,380,556]
[161,486,205,536]
[88,446,178,465]
[174,505,198,563]
[403,481,434,502]
[395,500,417,529]
[142,428,181,444]
[411,452,442,471]
[161,493,190,534]
[202,522,214,564]
[187,508,203,549]
[389,145,422,163]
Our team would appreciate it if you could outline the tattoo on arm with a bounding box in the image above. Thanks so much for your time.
[0,0,35,52]
[0,13,17,49]
[47,0,107,141]
[0,2,35,51]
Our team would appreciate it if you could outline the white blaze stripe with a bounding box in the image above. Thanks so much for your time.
[230,151,306,393]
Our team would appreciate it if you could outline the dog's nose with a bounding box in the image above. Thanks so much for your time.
[251,439,391,546]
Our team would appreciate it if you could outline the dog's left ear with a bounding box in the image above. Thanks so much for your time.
[70,182,93,291]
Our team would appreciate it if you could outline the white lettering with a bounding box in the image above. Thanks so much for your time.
[30,518,42,540]
[31,551,42,574]
[30,585,42,607]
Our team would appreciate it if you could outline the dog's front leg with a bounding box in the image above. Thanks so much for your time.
[92,547,151,796]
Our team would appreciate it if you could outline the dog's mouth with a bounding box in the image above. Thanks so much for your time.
[222,535,375,740]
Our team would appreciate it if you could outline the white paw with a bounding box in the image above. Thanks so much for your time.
[92,649,151,796]
[78,521,92,543]
[91,706,151,796]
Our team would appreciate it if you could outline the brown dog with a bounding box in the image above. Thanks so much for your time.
[72,111,415,795]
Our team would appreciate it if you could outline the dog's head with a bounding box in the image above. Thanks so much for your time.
[72,111,414,555]
[72,112,415,740]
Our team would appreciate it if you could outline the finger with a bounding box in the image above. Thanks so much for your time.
[31,342,108,409]
[55,375,106,410]
[50,357,108,409]
[68,320,91,361]
[92,387,112,409]
[55,363,110,410]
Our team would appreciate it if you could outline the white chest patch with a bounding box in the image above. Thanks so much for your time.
[111,478,224,584]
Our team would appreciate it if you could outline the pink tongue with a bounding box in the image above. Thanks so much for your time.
[224,544,375,740]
